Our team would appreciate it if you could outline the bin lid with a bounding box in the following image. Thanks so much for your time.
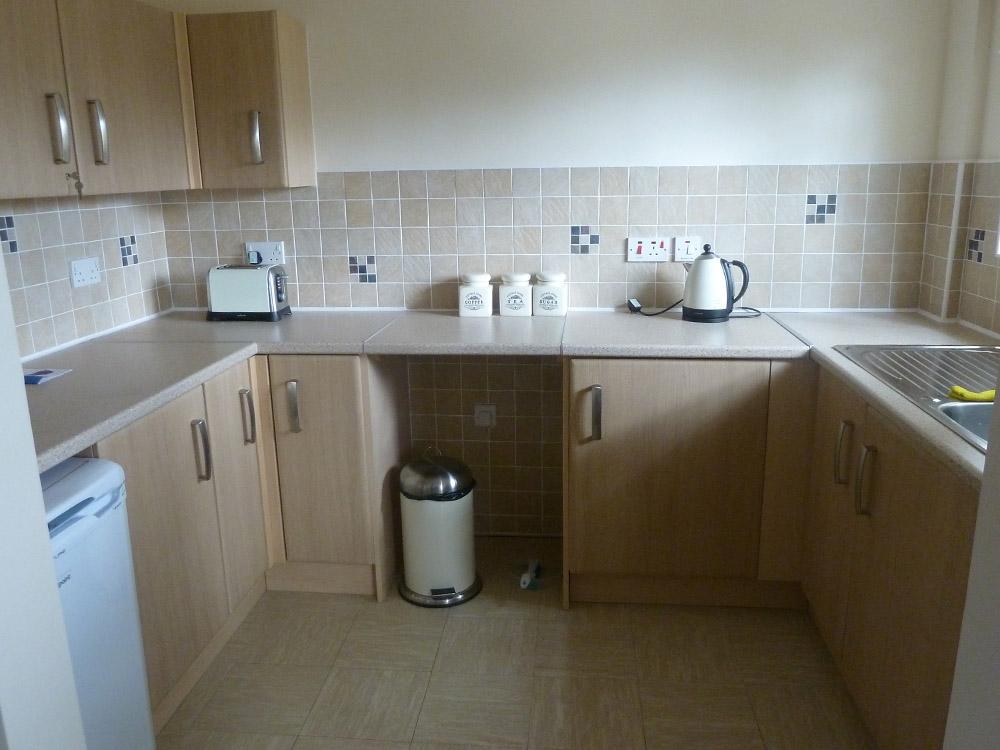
[400,452,476,501]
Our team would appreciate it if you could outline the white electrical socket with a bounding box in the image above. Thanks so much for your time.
[626,237,672,262]
[473,403,497,428]
[673,236,704,262]
[245,241,285,266]
[69,257,101,288]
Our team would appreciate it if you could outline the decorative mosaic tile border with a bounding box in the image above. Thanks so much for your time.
[0,215,17,253]
[119,235,138,266]
[968,228,987,263]
[571,225,599,254]
[349,254,377,283]
[805,194,837,224]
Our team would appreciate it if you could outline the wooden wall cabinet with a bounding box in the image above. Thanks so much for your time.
[96,361,267,728]
[186,10,316,189]
[803,368,979,750]
[0,0,198,200]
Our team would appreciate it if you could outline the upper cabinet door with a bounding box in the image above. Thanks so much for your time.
[0,1,76,199]
[57,0,195,195]
[187,10,316,189]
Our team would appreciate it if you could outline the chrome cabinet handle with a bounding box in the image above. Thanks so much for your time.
[855,445,876,516]
[249,110,263,165]
[833,419,854,485]
[87,99,110,165]
[45,93,71,164]
[239,388,257,445]
[591,384,602,441]
[191,419,213,482]
[286,379,302,433]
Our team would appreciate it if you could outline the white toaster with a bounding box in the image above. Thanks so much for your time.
[206,264,291,321]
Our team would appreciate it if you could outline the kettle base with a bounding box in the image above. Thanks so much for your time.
[681,306,730,323]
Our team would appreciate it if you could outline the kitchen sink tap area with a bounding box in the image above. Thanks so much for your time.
[834,344,1000,452]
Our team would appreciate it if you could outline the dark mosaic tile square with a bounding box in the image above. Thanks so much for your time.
[579,245,590,254]
[9,241,17,253]
[806,215,816,225]
[580,225,590,234]
[3,216,13,228]
[807,194,817,204]
[590,234,599,243]
[571,225,580,234]
[0,230,7,242]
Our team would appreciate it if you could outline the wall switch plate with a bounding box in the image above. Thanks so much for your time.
[474,403,497,428]
[69,257,101,288]
[627,237,672,262]
[673,236,704,262]
[246,241,285,266]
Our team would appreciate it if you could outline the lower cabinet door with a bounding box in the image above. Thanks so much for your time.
[204,361,268,611]
[97,386,228,708]
[268,355,372,565]
[566,358,769,580]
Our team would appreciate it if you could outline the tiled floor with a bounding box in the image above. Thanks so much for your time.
[157,537,875,749]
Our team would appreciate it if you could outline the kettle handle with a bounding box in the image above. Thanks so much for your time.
[729,260,750,304]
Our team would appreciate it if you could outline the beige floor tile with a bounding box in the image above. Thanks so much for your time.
[160,659,235,735]
[640,682,765,750]
[335,617,445,671]
[434,617,536,674]
[192,663,331,735]
[300,668,429,741]
[633,615,741,684]
[156,729,296,749]
[537,600,631,626]
[220,610,355,667]
[251,591,369,618]
[530,673,645,749]
[747,683,876,750]
[293,739,408,749]
[728,625,841,686]
[409,744,521,750]
[412,672,532,746]
[534,621,636,676]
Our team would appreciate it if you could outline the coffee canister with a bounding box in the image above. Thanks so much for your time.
[458,273,492,317]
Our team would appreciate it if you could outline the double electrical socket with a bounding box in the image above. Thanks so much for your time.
[69,257,101,288]
[245,241,285,266]
[626,236,703,263]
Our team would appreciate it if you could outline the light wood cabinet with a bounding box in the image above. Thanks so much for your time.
[565,358,771,602]
[802,368,979,750]
[267,355,374,591]
[97,386,228,710]
[96,361,268,725]
[0,1,75,199]
[187,10,316,189]
[0,0,197,199]
[203,361,269,611]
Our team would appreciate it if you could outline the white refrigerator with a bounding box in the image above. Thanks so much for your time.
[41,457,155,750]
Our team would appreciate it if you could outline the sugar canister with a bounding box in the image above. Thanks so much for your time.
[532,271,567,316]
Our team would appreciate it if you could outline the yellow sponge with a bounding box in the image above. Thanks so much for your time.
[949,386,996,402]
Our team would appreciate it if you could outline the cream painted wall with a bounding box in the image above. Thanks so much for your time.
[976,0,1000,157]
[156,0,951,169]
[0,266,85,746]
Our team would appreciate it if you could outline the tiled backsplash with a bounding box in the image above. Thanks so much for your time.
[2,193,170,356]
[407,355,563,536]
[7,160,1000,536]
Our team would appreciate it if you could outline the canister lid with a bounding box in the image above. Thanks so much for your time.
[535,271,566,284]
[460,273,491,285]
[400,452,476,501]
[501,273,531,284]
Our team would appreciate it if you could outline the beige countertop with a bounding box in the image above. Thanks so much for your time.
[24,308,1000,481]
[25,341,255,472]
[772,311,1000,488]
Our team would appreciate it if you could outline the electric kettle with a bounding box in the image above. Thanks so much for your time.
[681,245,749,322]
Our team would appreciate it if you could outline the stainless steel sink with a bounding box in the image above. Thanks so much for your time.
[834,344,1000,452]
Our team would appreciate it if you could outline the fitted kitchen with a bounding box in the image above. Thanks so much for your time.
[3,1,1000,749]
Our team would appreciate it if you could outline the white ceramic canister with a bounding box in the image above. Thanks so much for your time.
[498,273,532,316]
[532,271,568,316]
[458,273,493,316]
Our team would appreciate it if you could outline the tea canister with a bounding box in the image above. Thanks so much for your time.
[532,271,568,316]
[458,273,492,317]
[498,273,532,316]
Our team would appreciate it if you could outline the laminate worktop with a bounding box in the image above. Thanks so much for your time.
[22,309,997,479]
